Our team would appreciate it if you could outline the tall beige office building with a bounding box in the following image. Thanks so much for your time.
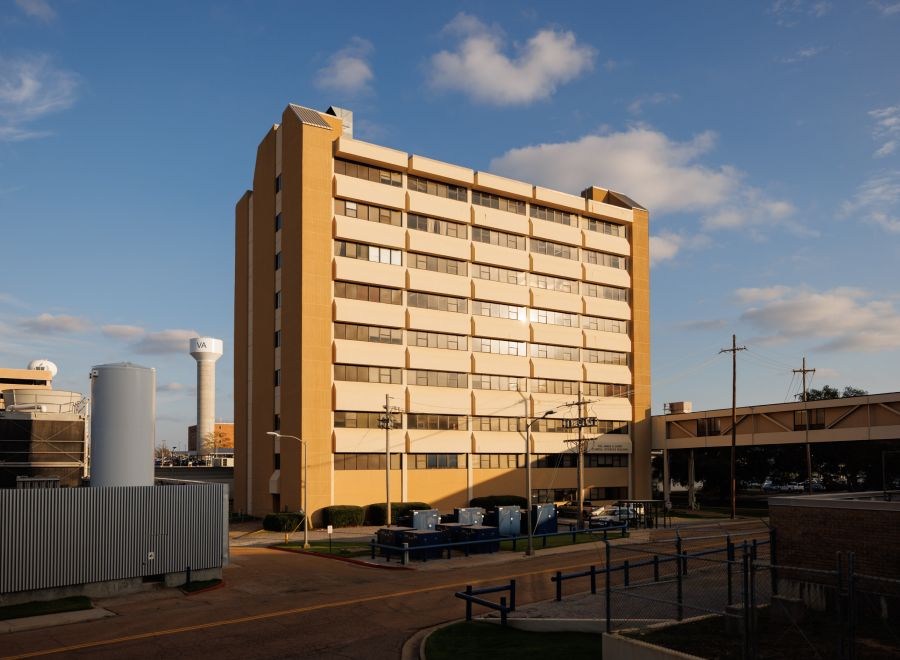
[234,104,651,520]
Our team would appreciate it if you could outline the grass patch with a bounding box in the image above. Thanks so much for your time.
[275,540,372,558]
[426,621,602,659]
[181,578,222,593]
[0,596,92,621]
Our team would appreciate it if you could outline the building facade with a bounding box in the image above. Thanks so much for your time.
[234,104,651,520]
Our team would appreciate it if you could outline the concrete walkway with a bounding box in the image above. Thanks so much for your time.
[0,607,115,634]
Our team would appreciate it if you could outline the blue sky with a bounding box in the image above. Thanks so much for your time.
[1,0,899,447]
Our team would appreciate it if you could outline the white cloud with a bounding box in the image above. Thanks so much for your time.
[15,0,56,21]
[649,231,711,266]
[0,55,79,141]
[491,127,736,213]
[770,1,831,26]
[101,324,146,340]
[627,92,680,115]
[19,313,90,334]
[315,37,374,95]
[738,285,900,352]
[132,329,198,355]
[491,126,801,243]
[157,382,195,395]
[427,13,594,105]
[841,171,900,233]
[870,1,900,16]
[869,104,900,158]
[778,46,825,63]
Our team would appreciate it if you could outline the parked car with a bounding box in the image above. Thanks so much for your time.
[557,500,604,521]
[592,505,638,526]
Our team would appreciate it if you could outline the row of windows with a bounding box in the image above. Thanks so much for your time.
[334,324,628,356]
[472,263,526,285]
[472,337,527,356]
[334,453,401,470]
[531,343,579,361]
[334,410,630,434]
[408,175,468,201]
[472,190,527,215]
[335,240,403,266]
[530,273,578,293]
[584,218,627,238]
[407,290,468,313]
[472,300,526,321]
[407,213,468,238]
[335,201,626,262]
[334,281,403,305]
[470,374,526,391]
[531,238,579,260]
[531,308,578,327]
[534,453,629,468]
[334,322,403,345]
[335,198,402,226]
[332,452,627,471]
[584,349,630,366]
[583,283,629,302]
[408,252,467,276]
[335,158,403,187]
[408,369,468,388]
[472,225,526,250]
[334,365,403,384]
[531,204,574,226]
[583,316,629,334]
[585,249,628,270]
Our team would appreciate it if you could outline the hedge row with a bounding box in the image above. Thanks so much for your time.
[266,502,433,529]
[262,512,305,532]
[469,495,528,510]
[363,502,432,526]
[322,505,365,527]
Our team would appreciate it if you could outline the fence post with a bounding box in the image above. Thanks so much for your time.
[402,542,409,566]
[465,585,473,621]
[509,579,516,611]
[727,535,734,605]
[555,570,563,601]
[605,540,612,633]
[742,550,751,660]
[752,538,758,561]
[750,547,757,660]
[370,539,376,560]
[676,536,684,621]
[848,552,856,660]
[769,527,778,596]
[624,560,630,587]
[500,596,508,626]
[590,565,597,594]
[654,555,660,582]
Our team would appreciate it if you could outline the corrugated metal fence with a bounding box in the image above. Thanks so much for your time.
[0,484,227,594]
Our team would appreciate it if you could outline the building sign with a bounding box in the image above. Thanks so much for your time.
[588,437,632,454]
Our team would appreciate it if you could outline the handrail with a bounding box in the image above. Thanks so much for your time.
[454,580,516,625]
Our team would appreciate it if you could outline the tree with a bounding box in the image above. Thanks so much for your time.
[202,430,219,456]
[800,385,868,401]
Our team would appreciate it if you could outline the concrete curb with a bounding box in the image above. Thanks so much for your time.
[269,545,413,570]
[0,607,115,634]
[181,580,227,596]
[401,620,460,660]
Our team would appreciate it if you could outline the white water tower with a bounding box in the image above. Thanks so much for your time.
[190,337,224,452]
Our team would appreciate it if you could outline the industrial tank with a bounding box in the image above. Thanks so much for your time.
[89,362,155,487]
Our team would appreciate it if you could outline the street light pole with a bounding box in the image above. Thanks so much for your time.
[526,407,556,557]
[266,432,309,549]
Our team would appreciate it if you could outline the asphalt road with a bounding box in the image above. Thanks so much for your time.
[1,545,614,659]
[1,521,769,660]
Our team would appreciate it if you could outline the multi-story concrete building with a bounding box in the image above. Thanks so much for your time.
[234,104,651,520]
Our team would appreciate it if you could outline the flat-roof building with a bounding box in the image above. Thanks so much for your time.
[234,104,651,520]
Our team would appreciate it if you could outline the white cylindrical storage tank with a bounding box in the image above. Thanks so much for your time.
[89,362,156,487]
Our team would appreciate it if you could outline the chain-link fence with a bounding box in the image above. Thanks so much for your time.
[594,526,898,659]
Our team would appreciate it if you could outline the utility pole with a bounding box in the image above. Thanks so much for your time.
[380,394,401,526]
[794,357,816,495]
[720,334,746,520]
[563,389,598,530]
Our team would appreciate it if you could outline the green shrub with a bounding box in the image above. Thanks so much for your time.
[322,505,365,527]
[364,501,432,526]
[469,495,527,510]
[262,512,305,532]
